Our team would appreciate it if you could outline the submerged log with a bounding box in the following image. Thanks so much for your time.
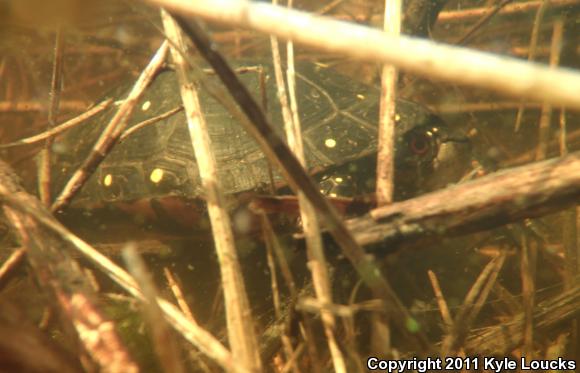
[347,152,580,250]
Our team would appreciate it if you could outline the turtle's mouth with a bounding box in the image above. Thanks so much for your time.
[440,135,471,145]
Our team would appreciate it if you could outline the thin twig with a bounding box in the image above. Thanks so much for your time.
[119,106,183,142]
[161,11,262,372]
[164,267,195,322]
[427,270,453,333]
[261,215,297,296]
[536,18,563,160]
[51,42,169,213]
[0,247,26,291]
[455,0,514,45]
[514,0,550,132]
[149,0,580,110]
[0,99,112,149]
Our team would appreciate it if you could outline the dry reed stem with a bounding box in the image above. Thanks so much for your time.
[0,99,112,149]
[270,10,345,370]
[39,27,64,206]
[51,41,169,213]
[149,0,580,110]
[161,11,262,373]
[261,216,297,296]
[514,0,549,132]
[427,270,453,333]
[123,246,185,373]
[376,0,400,206]
[439,0,579,21]
[536,19,563,160]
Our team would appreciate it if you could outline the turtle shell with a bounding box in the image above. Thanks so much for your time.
[52,62,442,206]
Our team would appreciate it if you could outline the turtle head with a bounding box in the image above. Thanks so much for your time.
[315,109,472,201]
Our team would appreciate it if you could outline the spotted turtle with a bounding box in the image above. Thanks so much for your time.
[52,62,467,219]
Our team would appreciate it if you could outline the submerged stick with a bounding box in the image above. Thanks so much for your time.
[39,27,65,206]
[347,152,580,248]
[148,0,580,110]
[536,19,563,160]
[161,11,262,373]
[439,0,579,22]
[0,99,112,149]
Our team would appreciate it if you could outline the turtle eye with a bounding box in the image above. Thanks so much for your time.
[408,132,433,156]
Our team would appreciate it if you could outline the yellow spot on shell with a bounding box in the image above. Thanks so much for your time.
[103,174,113,187]
[324,138,337,148]
[395,114,401,122]
[335,177,343,183]
[150,168,164,184]
[141,100,151,111]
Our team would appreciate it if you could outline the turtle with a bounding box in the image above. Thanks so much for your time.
[51,62,470,227]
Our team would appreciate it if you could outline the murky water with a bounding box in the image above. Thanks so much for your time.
[1,0,580,371]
